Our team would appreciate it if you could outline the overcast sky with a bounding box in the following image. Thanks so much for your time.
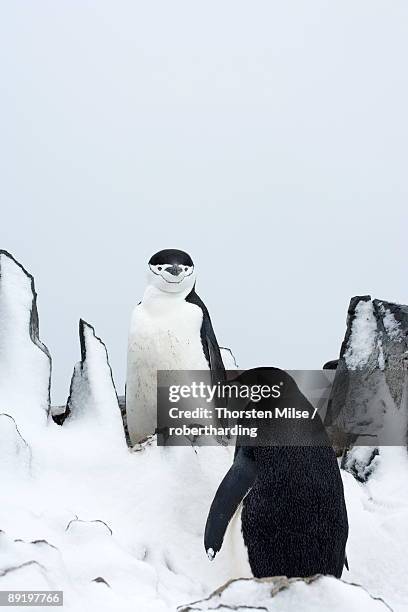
[0,1,407,404]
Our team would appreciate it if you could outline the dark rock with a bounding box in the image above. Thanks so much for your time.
[325,295,408,478]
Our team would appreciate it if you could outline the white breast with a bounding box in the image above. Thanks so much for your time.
[126,289,209,444]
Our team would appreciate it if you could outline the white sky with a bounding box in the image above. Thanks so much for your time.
[0,1,407,403]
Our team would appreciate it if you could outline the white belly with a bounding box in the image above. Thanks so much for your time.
[224,505,252,578]
[126,298,209,444]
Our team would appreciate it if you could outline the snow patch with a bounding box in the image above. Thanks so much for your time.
[383,308,403,341]
[0,251,51,437]
[63,320,126,451]
[179,575,391,611]
[345,300,377,370]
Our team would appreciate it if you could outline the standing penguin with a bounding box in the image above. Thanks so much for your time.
[126,249,226,445]
[204,368,348,579]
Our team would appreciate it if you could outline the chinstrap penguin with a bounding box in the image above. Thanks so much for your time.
[126,249,226,445]
[204,368,349,579]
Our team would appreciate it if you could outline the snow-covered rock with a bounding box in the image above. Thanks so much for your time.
[61,319,127,451]
[325,295,408,470]
[342,446,379,483]
[179,575,391,611]
[0,250,51,437]
[376,300,408,414]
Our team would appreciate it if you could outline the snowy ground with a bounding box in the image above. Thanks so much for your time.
[178,575,393,611]
[1,250,407,611]
[3,429,408,611]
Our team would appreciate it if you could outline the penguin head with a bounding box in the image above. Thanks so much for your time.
[148,249,195,293]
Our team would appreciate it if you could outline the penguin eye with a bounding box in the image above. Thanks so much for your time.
[157,266,162,271]
[184,267,189,272]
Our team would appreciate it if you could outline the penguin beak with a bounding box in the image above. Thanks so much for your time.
[166,264,183,276]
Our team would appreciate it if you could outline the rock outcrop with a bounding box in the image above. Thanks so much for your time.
[325,295,408,479]
[179,575,391,611]
[0,250,51,437]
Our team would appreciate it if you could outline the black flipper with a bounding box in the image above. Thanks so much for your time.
[186,287,228,434]
[345,555,349,570]
[204,447,257,560]
[185,287,226,381]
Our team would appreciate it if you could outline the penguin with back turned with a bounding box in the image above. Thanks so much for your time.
[204,367,348,579]
[126,248,226,445]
